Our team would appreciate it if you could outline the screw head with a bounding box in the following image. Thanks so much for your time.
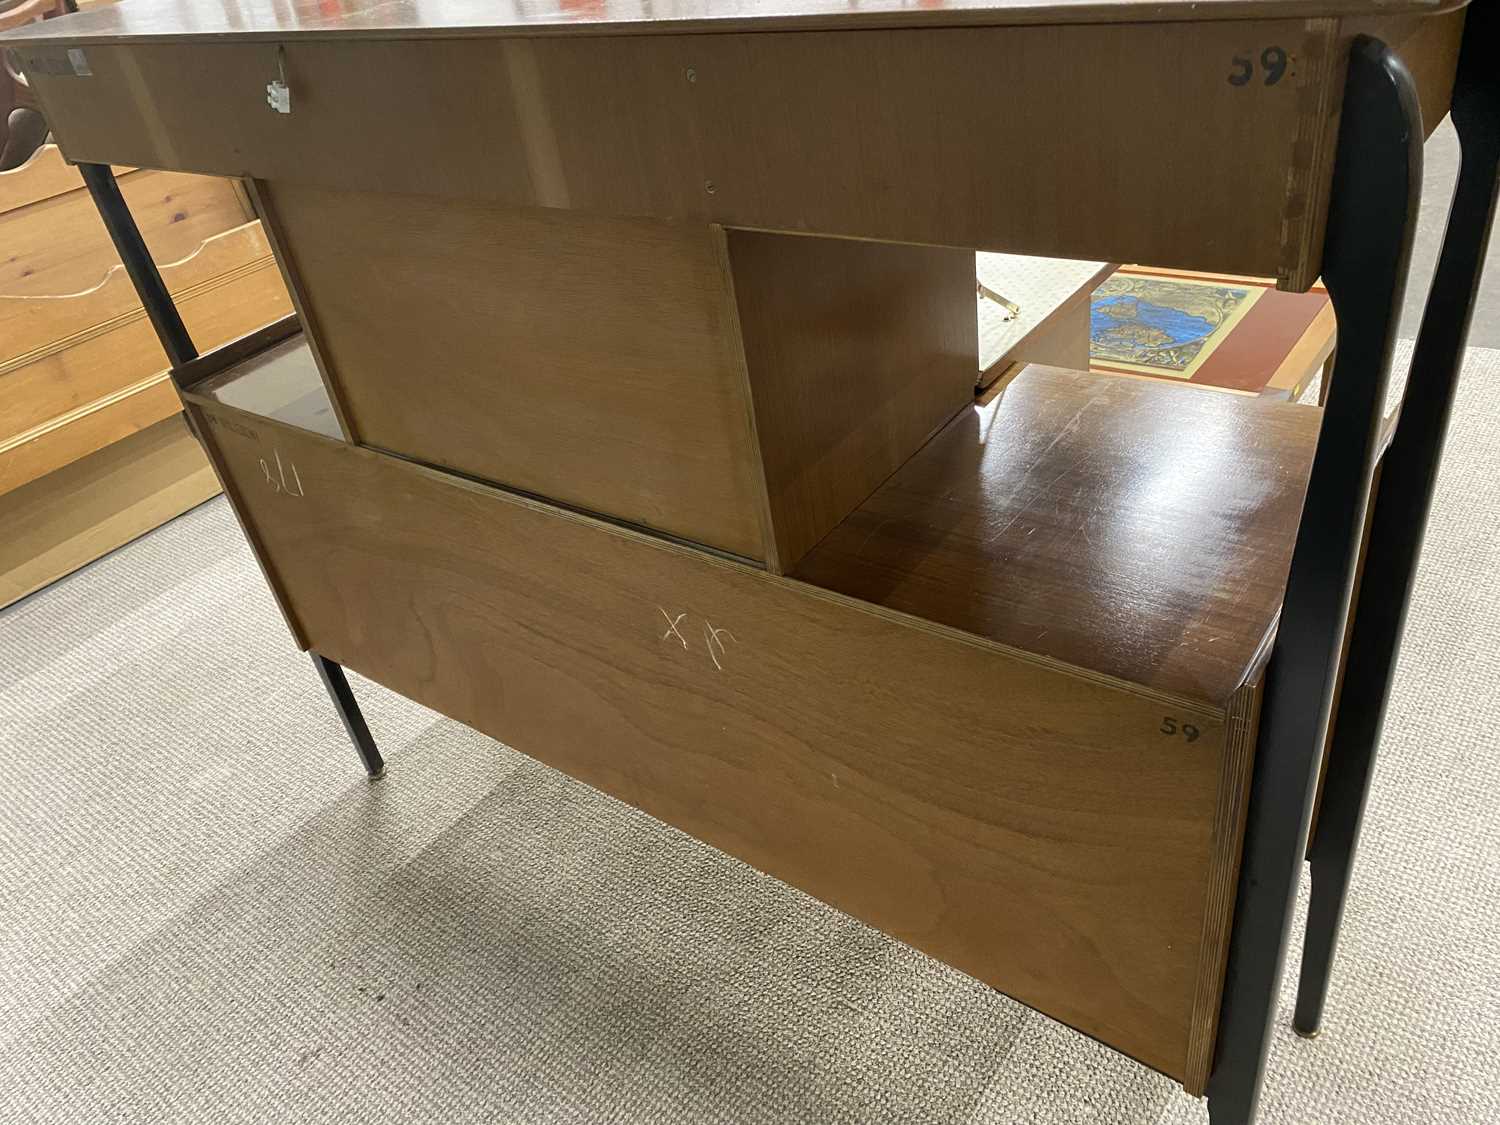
[686,67,697,83]
[704,180,717,195]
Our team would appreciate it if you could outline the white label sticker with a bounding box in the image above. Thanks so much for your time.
[67,48,91,76]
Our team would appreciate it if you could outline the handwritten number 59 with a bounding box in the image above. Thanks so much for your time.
[1160,717,1201,743]
[1229,47,1288,87]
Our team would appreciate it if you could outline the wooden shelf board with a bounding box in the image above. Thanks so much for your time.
[793,364,1321,706]
[978,254,1113,379]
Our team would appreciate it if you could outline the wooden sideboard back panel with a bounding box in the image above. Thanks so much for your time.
[260,183,770,559]
[21,18,1351,287]
[728,231,978,571]
[187,391,1248,1086]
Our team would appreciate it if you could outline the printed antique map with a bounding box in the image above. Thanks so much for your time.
[1090,274,1264,379]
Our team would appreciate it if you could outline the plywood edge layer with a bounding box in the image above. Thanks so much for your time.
[242,179,357,442]
[1278,17,1341,292]
[1181,624,1276,1091]
[179,398,310,649]
[709,225,782,573]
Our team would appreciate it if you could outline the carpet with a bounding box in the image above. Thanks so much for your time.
[3,347,1498,1124]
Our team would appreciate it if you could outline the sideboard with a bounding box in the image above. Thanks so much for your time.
[5,2,1494,1121]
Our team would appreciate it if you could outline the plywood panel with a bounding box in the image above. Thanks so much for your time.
[0,414,219,608]
[17,18,1353,284]
[728,230,976,570]
[794,366,1320,707]
[266,184,768,558]
[186,393,1254,1083]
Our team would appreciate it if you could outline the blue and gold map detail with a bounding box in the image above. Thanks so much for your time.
[1089,277,1258,376]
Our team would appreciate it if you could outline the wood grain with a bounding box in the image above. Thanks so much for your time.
[0,0,1466,44]
[1183,648,1267,1092]
[241,178,356,443]
[264,183,768,558]
[727,230,976,571]
[794,365,1321,708]
[171,313,300,392]
[0,371,181,493]
[186,390,1254,1082]
[0,142,94,212]
[0,413,218,608]
[0,166,251,296]
[1278,7,1466,283]
[1264,301,1338,400]
[1,220,282,370]
[14,17,1382,284]
[1,223,291,442]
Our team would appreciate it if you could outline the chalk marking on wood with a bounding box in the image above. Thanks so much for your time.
[703,621,736,671]
[659,608,689,650]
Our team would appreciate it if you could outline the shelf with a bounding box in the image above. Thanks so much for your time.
[976,253,1112,381]
[793,364,1322,706]
[193,333,340,440]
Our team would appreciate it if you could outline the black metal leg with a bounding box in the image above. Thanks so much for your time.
[1294,6,1500,1040]
[77,162,198,367]
[311,653,385,779]
[79,162,383,780]
[1205,36,1423,1125]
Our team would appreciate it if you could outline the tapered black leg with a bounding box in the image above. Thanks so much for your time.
[1294,6,1500,1040]
[311,653,385,779]
[77,162,198,366]
[78,163,383,781]
[1206,36,1422,1125]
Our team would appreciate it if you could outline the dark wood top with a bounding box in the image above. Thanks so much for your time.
[793,365,1321,706]
[0,0,1465,45]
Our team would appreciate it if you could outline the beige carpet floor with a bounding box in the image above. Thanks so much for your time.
[3,345,1499,1125]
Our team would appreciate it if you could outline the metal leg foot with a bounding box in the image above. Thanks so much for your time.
[1205,36,1422,1125]
[311,652,385,779]
[1294,5,1500,1040]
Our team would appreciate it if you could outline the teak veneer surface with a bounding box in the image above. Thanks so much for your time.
[728,230,977,571]
[794,366,1321,707]
[259,185,767,559]
[11,11,1465,288]
[0,0,1465,42]
[184,378,1257,1085]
